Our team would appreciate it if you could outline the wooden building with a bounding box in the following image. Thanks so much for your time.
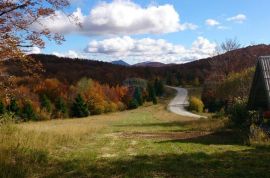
[248,56,270,111]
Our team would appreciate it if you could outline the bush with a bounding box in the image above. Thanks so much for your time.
[212,108,226,119]
[104,101,118,113]
[40,94,52,113]
[7,98,20,115]
[117,102,126,111]
[128,99,139,109]
[0,100,5,115]
[54,97,68,118]
[188,97,204,113]
[228,98,249,127]
[250,124,270,143]
[21,102,36,121]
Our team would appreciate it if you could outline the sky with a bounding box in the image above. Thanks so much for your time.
[30,0,270,64]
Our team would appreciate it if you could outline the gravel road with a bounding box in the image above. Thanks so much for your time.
[167,86,206,119]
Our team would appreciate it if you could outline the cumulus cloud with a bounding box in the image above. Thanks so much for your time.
[53,50,87,58]
[84,36,216,64]
[25,47,42,54]
[205,19,220,26]
[227,14,247,23]
[33,0,197,36]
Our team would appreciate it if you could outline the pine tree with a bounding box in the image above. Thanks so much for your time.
[21,102,36,121]
[128,98,139,109]
[71,94,90,118]
[134,87,143,106]
[8,98,20,115]
[154,79,165,97]
[55,97,68,118]
[0,100,5,115]
[40,94,52,113]
[147,83,157,104]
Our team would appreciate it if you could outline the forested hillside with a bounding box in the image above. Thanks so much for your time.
[2,44,269,86]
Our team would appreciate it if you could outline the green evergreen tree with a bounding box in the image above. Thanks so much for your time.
[0,100,5,115]
[40,94,52,113]
[7,98,20,115]
[128,98,139,109]
[147,83,157,104]
[21,102,36,121]
[134,87,143,106]
[71,94,89,117]
[55,97,68,118]
[154,79,165,97]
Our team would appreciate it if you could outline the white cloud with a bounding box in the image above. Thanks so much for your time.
[26,47,42,54]
[217,26,230,30]
[53,50,86,58]
[84,36,216,64]
[205,19,220,26]
[227,14,246,23]
[33,0,197,36]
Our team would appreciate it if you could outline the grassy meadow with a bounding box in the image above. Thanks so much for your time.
[1,92,270,178]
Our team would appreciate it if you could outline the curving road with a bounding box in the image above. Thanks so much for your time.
[167,86,206,119]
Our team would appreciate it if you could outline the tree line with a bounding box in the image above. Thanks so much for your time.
[0,77,165,120]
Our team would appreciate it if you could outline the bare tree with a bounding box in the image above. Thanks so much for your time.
[210,38,242,78]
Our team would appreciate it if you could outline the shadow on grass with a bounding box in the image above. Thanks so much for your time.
[1,145,270,178]
[0,148,48,178]
[47,146,270,178]
[156,130,243,145]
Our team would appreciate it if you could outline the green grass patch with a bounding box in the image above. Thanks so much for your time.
[0,100,269,177]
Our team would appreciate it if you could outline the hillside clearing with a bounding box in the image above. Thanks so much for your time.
[1,100,270,177]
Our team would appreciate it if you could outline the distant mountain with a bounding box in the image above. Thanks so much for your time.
[133,61,166,67]
[2,44,270,86]
[111,60,130,66]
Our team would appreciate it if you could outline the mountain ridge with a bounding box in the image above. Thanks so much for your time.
[2,44,270,86]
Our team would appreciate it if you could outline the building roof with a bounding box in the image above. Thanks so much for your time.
[248,56,270,110]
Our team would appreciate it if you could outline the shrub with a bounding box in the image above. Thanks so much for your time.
[227,98,249,127]
[212,108,226,119]
[117,102,126,111]
[128,99,139,109]
[7,98,20,115]
[188,97,204,113]
[54,97,68,118]
[250,124,270,143]
[71,94,89,118]
[21,102,36,121]
[40,94,52,113]
[0,100,5,115]
[104,101,118,113]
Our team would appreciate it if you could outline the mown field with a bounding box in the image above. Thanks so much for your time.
[1,94,270,178]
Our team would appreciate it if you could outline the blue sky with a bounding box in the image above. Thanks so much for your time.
[34,0,270,64]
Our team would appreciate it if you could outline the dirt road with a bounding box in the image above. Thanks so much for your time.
[167,86,206,119]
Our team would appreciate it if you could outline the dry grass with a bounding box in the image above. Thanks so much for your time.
[0,97,269,177]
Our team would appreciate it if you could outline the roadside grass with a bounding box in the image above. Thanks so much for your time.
[1,95,270,177]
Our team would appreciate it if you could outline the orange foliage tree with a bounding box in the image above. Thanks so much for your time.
[76,78,128,115]
[34,78,69,101]
[0,0,70,61]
